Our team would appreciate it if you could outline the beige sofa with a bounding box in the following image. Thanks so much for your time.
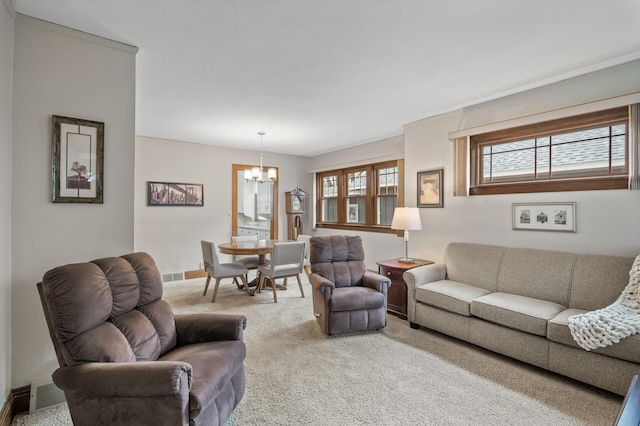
[403,242,638,396]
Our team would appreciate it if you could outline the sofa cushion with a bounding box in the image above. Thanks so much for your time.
[444,243,506,292]
[497,248,575,306]
[329,287,385,312]
[569,255,635,311]
[471,292,565,336]
[416,280,491,316]
[160,340,247,420]
[548,309,640,364]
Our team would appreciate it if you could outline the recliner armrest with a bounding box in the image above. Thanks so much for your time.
[309,273,336,293]
[175,313,247,345]
[53,361,192,397]
[362,271,391,292]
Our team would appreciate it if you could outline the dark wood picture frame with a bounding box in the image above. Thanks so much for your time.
[51,115,104,203]
[148,181,204,206]
[417,168,444,208]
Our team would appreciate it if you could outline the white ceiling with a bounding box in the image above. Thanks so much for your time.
[12,0,640,157]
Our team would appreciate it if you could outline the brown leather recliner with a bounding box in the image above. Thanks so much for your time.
[309,236,392,335]
[37,252,246,426]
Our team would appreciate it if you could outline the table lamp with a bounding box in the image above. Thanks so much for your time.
[391,207,422,263]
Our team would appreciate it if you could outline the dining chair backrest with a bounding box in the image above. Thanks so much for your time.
[232,235,258,243]
[231,235,261,267]
[201,240,221,273]
[256,241,306,302]
[270,241,305,276]
[200,240,250,301]
[297,234,311,263]
[297,234,312,275]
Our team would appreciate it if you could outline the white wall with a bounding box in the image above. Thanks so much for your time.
[404,60,640,263]
[0,0,14,402]
[11,16,137,388]
[136,133,408,274]
[134,136,310,273]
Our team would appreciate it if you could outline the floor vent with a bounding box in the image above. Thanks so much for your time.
[29,379,66,413]
[162,272,185,282]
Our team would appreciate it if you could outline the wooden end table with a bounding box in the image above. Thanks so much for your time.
[377,258,434,320]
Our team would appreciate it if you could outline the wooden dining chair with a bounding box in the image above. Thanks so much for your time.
[256,241,305,303]
[201,240,250,302]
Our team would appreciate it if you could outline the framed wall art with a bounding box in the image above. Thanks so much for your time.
[148,181,204,206]
[347,204,359,223]
[417,168,443,208]
[51,115,104,203]
[512,202,576,232]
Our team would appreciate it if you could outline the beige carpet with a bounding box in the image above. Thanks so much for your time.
[14,274,623,425]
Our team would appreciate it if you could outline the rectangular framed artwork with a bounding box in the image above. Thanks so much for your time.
[51,115,104,203]
[417,168,444,208]
[347,204,359,223]
[512,202,577,232]
[148,181,204,206]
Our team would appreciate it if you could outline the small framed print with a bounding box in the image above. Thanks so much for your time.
[512,202,576,232]
[417,168,443,208]
[148,181,204,206]
[51,115,104,203]
[347,204,359,223]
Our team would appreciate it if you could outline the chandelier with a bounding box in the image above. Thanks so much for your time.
[246,131,277,183]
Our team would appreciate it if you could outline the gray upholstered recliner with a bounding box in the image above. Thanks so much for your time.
[309,236,392,335]
[37,252,246,426]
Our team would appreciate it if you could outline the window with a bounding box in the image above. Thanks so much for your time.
[376,165,398,225]
[345,168,367,224]
[469,107,630,195]
[319,174,338,222]
[315,160,402,233]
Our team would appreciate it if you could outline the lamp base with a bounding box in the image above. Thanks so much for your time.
[397,257,417,264]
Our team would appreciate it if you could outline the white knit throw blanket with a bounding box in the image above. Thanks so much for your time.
[568,254,640,351]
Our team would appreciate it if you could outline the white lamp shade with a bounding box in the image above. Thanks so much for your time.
[267,168,277,181]
[251,167,261,180]
[391,207,422,231]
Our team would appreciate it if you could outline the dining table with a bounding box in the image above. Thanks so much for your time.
[217,239,285,294]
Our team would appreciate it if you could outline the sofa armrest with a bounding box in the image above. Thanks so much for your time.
[175,313,247,346]
[403,263,447,322]
[362,271,392,293]
[53,361,192,397]
[403,263,447,290]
